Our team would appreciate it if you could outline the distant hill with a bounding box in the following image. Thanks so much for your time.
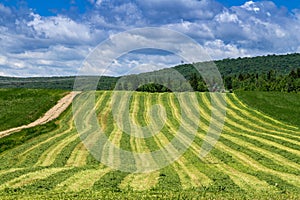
[215,53,300,76]
[0,76,118,90]
[1,53,300,90]
[172,53,300,79]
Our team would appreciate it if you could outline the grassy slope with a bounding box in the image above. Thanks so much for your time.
[235,91,300,128]
[0,89,67,131]
[0,91,299,199]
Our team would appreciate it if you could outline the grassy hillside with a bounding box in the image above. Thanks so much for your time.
[0,91,299,199]
[236,91,300,128]
[0,89,67,131]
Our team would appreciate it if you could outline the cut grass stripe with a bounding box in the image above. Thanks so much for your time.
[176,96,295,189]
[231,93,299,131]
[92,170,129,191]
[200,93,300,170]
[100,92,127,170]
[130,93,158,172]
[172,156,212,189]
[35,133,79,167]
[213,140,300,188]
[73,91,113,166]
[209,94,300,156]
[167,93,270,191]
[0,123,74,169]
[223,125,300,164]
[218,134,300,175]
[15,130,75,168]
[201,93,300,157]
[191,131,290,192]
[225,99,300,141]
[203,155,277,192]
[197,94,295,175]
[19,121,74,158]
[130,93,150,153]
[66,142,89,167]
[100,125,123,169]
[51,138,81,167]
[228,95,300,134]
[142,93,160,151]
[224,121,300,157]
[0,168,67,190]
[0,169,24,177]
[224,114,300,150]
[152,94,211,189]
[6,108,75,161]
[72,92,109,139]
[55,166,111,192]
[0,168,47,186]
[136,92,147,127]
[20,167,82,191]
[209,147,298,192]
[1,91,299,196]
[119,171,160,191]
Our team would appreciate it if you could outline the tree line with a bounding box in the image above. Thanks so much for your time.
[116,68,300,93]
[224,68,300,92]
[1,53,300,92]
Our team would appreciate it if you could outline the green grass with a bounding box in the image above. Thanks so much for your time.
[235,91,300,128]
[1,189,299,200]
[0,89,67,131]
[0,121,58,155]
[0,91,299,199]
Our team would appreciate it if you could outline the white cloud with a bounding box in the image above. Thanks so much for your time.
[241,1,260,12]
[203,39,251,59]
[27,13,94,43]
[0,44,91,76]
[164,21,215,40]
[215,11,239,23]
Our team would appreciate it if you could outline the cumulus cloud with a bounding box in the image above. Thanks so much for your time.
[0,45,91,76]
[26,13,106,45]
[203,39,252,59]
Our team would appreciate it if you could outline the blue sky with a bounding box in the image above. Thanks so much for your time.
[2,0,299,16]
[0,0,300,77]
[218,0,299,10]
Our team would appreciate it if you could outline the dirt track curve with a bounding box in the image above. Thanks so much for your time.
[0,91,81,138]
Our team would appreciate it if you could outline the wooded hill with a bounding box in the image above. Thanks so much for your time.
[1,53,300,92]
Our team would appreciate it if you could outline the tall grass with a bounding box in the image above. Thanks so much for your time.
[0,89,67,131]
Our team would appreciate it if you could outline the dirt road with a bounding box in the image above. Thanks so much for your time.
[0,91,80,138]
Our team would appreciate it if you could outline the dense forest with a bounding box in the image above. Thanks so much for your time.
[116,68,300,93]
[1,53,300,92]
[115,53,300,93]
[224,68,300,92]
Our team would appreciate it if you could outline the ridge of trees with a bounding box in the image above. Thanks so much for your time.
[0,53,300,92]
[116,68,300,93]
[224,68,300,92]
